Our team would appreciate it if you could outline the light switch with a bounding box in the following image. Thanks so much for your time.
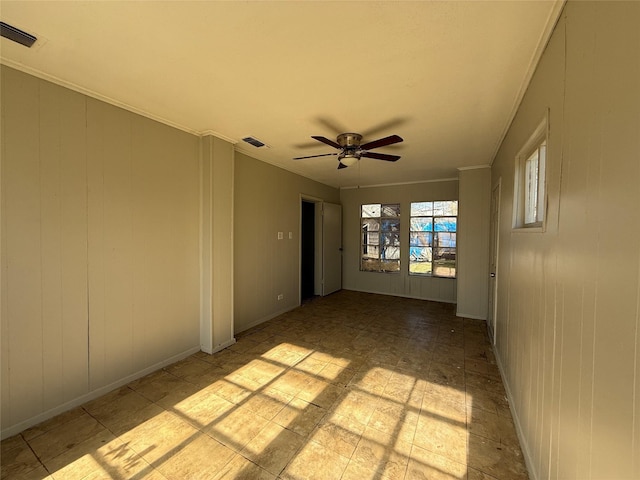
[289,232,293,239]
[277,232,283,240]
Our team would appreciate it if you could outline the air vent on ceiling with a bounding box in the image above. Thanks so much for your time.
[242,136,268,148]
[1,22,37,48]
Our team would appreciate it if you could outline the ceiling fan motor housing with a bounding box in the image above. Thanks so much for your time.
[337,133,363,148]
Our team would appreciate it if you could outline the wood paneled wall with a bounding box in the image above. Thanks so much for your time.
[491,2,640,478]
[1,67,201,436]
[233,153,339,333]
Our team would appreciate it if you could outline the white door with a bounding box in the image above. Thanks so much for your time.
[322,202,342,295]
[488,180,501,344]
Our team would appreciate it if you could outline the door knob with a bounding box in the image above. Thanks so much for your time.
[490,273,496,277]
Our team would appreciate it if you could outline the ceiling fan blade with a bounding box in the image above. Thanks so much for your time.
[361,151,401,162]
[293,153,338,160]
[361,134,404,150]
[311,136,341,149]
[337,162,348,169]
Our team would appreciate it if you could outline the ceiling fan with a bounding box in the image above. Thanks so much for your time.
[293,133,403,169]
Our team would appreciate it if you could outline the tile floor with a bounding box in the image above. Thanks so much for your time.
[1,290,528,480]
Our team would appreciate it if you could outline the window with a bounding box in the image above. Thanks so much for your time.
[361,203,400,272]
[409,201,457,278]
[514,116,547,229]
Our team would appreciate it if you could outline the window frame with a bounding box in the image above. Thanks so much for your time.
[513,114,548,232]
[409,200,458,278]
[360,203,401,273]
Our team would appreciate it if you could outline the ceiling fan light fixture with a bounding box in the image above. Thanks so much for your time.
[340,155,358,167]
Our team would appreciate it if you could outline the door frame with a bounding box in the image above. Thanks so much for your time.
[299,195,324,304]
[488,178,501,345]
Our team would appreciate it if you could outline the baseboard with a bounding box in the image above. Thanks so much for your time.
[1,345,201,440]
[346,288,457,304]
[493,349,539,480]
[455,312,488,320]
[236,305,297,334]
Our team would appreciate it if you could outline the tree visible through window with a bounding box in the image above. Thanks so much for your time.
[409,201,457,278]
[361,203,400,272]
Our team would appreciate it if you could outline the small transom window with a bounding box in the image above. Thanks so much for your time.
[514,116,548,230]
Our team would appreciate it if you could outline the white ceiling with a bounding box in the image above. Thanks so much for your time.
[1,1,563,188]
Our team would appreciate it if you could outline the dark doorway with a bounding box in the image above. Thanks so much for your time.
[301,201,315,301]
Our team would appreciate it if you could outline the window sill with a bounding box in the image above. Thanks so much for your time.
[512,225,545,233]
[409,274,456,279]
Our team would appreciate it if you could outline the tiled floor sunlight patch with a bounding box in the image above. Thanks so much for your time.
[1,291,528,480]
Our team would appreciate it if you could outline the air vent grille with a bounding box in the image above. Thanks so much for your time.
[242,136,267,148]
[1,22,37,48]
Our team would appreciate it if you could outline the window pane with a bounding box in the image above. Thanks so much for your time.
[410,232,432,247]
[410,202,433,216]
[410,246,433,275]
[536,143,546,222]
[380,260,400,272]
[409,262,432,274]
[434,217,457,232]
[382,232,400,246]
[524,151,539,224]
[362,245,379,259]
[362,204,380,218]
[363,231,379,246]
[410,217,432,232]
[409,246,432,262]
[361,258,379,271]
[381,204,400,217]
[362,219,380,232]
[361,258,399,272]
[433,248,456,278]
[382,246,400,260]
[435,232,456,248]
[431,201,457,216]
[432,202,445,216]
[381,219,400,232]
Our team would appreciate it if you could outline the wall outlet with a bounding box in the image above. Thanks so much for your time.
[277,294,284,300]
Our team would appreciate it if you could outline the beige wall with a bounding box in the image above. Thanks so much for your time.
[233,153,339,333]
[1,66,201,436]
[340,180,458,302]
[491,2,640,479]
[456,167,491,319]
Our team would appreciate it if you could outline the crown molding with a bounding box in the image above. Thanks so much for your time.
[1,58,202,136]
[457,165,491,171]
[489,0,566,165]
[340,177,459,190]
